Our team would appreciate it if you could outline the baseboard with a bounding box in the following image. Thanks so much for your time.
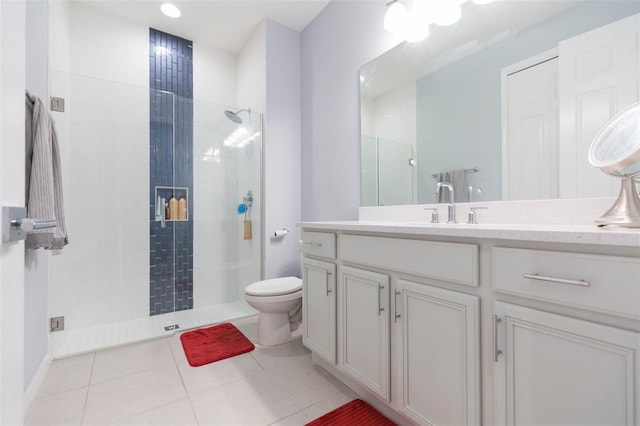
[23,352,52,414]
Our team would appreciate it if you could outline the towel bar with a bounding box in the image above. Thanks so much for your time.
[2,206,57,243]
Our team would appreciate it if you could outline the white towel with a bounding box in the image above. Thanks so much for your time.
[25,94,68,252]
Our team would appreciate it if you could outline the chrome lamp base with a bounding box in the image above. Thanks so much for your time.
[596,174,640,228]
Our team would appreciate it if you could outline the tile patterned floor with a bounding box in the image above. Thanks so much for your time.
[25,317,357,426]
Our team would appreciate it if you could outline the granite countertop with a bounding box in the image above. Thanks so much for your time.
[298,220,640,248]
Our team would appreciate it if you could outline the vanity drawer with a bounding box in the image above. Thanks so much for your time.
[492,247,640,319]
[301,231,336,259]
[340,235,478,286]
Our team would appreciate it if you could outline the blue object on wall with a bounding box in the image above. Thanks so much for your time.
[237,203,247,214]
[149,28,194,316]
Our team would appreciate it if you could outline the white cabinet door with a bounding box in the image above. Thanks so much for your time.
[302,257,336,364]
[494,302,640,426]
[339,266,390,401]
[393,279,480,425]
[558,14,639,198]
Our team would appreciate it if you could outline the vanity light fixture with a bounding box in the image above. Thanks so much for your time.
[384,0,408,33]
[160,3,181,18]
[384,0,491,42]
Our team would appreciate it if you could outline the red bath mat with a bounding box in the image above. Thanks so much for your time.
[180,323,255,367]
[305,399,396,426]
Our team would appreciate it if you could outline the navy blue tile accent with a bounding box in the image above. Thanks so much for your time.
[149,28,194,316]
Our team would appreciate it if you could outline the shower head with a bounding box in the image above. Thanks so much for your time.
[224,108,250,124]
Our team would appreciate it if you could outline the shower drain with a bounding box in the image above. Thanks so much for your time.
[164,324,180,331]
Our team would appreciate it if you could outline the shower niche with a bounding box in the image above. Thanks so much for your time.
[155,186,189,221]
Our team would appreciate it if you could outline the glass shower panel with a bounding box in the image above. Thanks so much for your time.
[48,71,261,357]
[49,71,155,333]
[361,135,379,206]
[378,137,415,206]
[192,99,262,309]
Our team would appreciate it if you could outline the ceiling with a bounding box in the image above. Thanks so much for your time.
[76,0,332,53]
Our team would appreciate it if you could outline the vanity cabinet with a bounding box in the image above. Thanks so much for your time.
[301,231,337,364]
[300,223,640,425]
[393,279,480,425]
[336,234,480,422]
[338,266,390,401]
[494,302,640,426]
[492,247,640,425]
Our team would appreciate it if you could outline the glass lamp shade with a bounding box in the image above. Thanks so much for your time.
[404,15,430,43]
[588,102,640,227]
[432,3,462,26]
[384,1,408,33]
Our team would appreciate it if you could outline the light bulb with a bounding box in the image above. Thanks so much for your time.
[404,15,430,43]
[432,1,461,26]
[384,1,408,33]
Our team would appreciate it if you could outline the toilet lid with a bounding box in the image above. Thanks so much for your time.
[245,276,302,297]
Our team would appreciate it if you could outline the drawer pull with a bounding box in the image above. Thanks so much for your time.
[493,315,502,362]
[523,273,591,287]
[304,242,322,247]
[394,290,402,323]
[378,284,385,315]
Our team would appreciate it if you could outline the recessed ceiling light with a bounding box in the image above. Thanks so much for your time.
[160,3,181,18]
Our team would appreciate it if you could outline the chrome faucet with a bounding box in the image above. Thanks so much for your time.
[435,182,456,223]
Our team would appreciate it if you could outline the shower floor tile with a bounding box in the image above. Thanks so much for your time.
[25,317,359,426]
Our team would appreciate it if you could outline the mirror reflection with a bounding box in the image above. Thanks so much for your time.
[360,0,640,206]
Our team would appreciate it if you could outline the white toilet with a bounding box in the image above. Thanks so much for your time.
[244,276,303,346]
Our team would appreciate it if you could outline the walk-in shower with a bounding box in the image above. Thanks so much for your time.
[46,9,263,357]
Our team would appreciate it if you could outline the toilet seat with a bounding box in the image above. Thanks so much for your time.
[245,277,302,297]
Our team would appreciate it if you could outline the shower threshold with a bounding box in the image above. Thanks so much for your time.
[50,301,256,358]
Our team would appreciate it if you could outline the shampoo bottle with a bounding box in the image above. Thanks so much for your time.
[168,196,178,220]
[178,197,187,220]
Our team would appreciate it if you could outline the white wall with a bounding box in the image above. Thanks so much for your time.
[301,1,401,221]
[0,0,26,422]
[24,0,50,399]
[264,20,302,279]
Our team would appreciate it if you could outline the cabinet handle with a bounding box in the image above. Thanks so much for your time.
[394,290,402,322]
[326,271,333,295]
[304,242,322,247]
[378,284,385,315]
[523,273,590,287]
[493,315,502,363]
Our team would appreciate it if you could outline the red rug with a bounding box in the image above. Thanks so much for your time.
[180,323,255,367]
[305,399,396,426]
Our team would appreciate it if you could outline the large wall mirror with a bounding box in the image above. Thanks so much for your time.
[360,0,640,206]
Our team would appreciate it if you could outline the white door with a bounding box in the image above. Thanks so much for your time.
[0,1,27,423]
[302,258,336,364]
[393,279,480,425]
[339,266,390,401]
[503,54,558,200]
[494,302,640,426]
[558,14,640,198]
